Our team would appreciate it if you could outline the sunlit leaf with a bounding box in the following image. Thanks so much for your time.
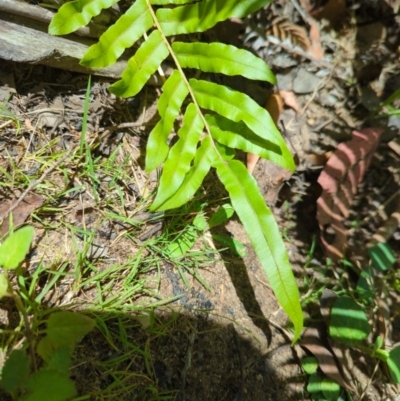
[173,41,276,83]
[81,0,153,68]
[388,346,400,383]
[368,242,395,272]
[151,103,204,210]
[329,296,370,346]
[145,70,189,172]
[158,0,273,35]
[301,356,319,375]
[109,30,169,97]
[157,136,215,210]
[191,79,294,170]
[0,273,10,298]
[0,226,34,270]
[213,159,303,341]
[49,0,119,35]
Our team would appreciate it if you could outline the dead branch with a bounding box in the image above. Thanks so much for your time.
[0,0,164,84]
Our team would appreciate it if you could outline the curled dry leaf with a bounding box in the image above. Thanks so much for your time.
[279,90,300,114]
[316,128,383,260]
[0,194,43,237]
[301,326,354,391]
[308,19,324,61]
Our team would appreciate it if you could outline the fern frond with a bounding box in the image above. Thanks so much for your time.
[49,0,119,35]
[150,0,196,4]
[109,30,169,97]
[190,79,295,170]
[213,159,302,342]
[206,115,279,159]
[145,70,190,172]
[151,103,204,210]
[173,42,276,83]
[154,136,215,210]
[157,0,273,35]
[49,0,303,341]
[81,0,153,68]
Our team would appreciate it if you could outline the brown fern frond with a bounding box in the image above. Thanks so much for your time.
[267,18,311,51]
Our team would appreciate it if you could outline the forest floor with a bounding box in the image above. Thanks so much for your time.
[1,0,400,400]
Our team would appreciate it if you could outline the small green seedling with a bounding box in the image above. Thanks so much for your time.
[302,357,345,401]
[0,227,95,401]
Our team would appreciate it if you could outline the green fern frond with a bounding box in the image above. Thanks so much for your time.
[151,103,204,210]
[49,0,119,35]
[189,79,294,170]
[49,0,303,342]
[145,70,190,172]
[213,159,303,341]
[159,136,215,210]
[172,42,276,82]
[150,0,196,4]
[109,30,169,97]
[205,115,280,159]
[157,0,273,35]
[81,0,153,68]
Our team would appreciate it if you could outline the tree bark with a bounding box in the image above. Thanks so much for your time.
[0,0,163,85]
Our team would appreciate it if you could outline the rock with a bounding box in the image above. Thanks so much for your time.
[270,53,298,69]
[276,72,293,91]
[293,68,321,94]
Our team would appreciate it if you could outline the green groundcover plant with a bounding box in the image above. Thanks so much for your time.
[302,243,400,401]
[0,227,95,401]
[49,0,303,340]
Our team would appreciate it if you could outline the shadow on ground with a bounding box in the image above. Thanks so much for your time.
[70,309,301,401]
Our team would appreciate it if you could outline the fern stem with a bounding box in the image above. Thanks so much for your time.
[145,0,216,148]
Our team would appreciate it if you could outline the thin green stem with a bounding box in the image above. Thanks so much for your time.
[7,274,37,371]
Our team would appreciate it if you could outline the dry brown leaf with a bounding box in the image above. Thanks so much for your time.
[299,0,313,12]
[308,19,324,60]
[304,151,332,167]
[0,194,43,237]
[301,326,354,391]
[279,90,300,113]
[25,118,34,131]
[316,128,383,260]
[263,160,293,204]
[246,153,260,175]
[247,92,283,174]
[311,0,346,28]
